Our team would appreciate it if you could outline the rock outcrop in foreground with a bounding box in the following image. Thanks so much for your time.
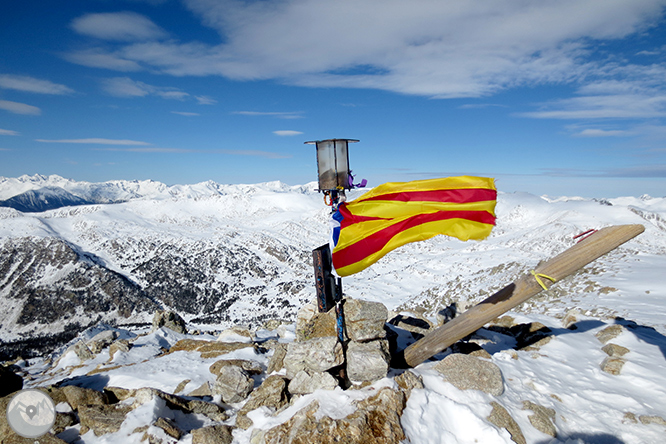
[1,305,663,444]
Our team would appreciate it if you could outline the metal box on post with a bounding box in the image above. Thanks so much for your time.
[305,139,359,191]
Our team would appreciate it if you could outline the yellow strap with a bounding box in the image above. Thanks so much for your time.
[531,270,556,291]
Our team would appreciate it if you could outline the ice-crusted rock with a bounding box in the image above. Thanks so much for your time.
[284,337,344,378]
[212,365,255,403]
[344,298,388,342]
[346,339,390,383]
[288,370,339,395]
[217,325,253,343]
[434,353,504,396]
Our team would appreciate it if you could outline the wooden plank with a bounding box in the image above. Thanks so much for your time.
[402,224,645,368]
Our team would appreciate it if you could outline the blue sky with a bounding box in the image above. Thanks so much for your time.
[1,0,666,197]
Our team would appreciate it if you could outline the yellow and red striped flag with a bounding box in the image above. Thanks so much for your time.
[331,176,497,276]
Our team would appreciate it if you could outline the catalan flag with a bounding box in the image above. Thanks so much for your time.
[330,176,497,276]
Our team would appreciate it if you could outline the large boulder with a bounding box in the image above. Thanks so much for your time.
[345,340,390,383]
[433,353,504,396]
[61,385,108,410]
[284,337,344,379]
[212,365,255,403]
[288,370,339,395]
[344,299,388,342]
[259,387,406,444]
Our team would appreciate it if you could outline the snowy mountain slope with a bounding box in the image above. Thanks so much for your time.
[0,176,665,359]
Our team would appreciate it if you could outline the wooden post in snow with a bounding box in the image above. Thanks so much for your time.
[402,224,645,368]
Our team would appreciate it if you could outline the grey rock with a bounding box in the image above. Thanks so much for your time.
[261,387,406,444]
[394,370,424,400]
[345,299,388,342]
[187,381,212,397]
[212,364,255,403]
[434,353,504,396]
[389,314,432,337]
[87,330,119,354]
[153,416,183,440]
[191,424,234,444]
[288,370,339,395]
[284,336,344,379]
[152,310,187,334]
[61,385,108,410]
[108,339,131,361]
[209,359,263,376]
[488,401,526,444]
[522,401,557,438]
[346,340,390,383]
[237,375,290,430]
[600,356,626,375]
[595,324,624,344]
[639,415,666,426]
[602,343,629,357]
[267,343,287,374]
[79,404,133,436]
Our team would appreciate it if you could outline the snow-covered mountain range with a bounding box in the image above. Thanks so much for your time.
[1,174,665,359]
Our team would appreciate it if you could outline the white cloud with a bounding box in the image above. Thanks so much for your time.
[101,77,190,100]
[0,129,19,136]
[574,129,630,137]
[273,130,303,136]
[0,74,74,94]
[172,111,200,116]
[35,138,151,145]
[0,100,41,115]
[234,111,303,119]
[195,95,217,105]
[71,12,168,41]
[68,0,664,98]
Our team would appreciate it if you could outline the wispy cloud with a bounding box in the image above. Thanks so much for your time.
[101,77,190,100]
[0,100,41,115]
[171,111,200,116]
[540,164,666,178]
[71,12,168,41]
[0,74,74,94]
[64,0,666,99]
[195,95,217,105]
[0,129,19,136]
[36,138,151,145]
[234,111,303,119]
[273,130,303,136]
[95,147,189,153]
[573,129,631,137]
[64,49,143,72]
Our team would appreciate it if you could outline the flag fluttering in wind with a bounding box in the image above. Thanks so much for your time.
[330,176,497,276]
